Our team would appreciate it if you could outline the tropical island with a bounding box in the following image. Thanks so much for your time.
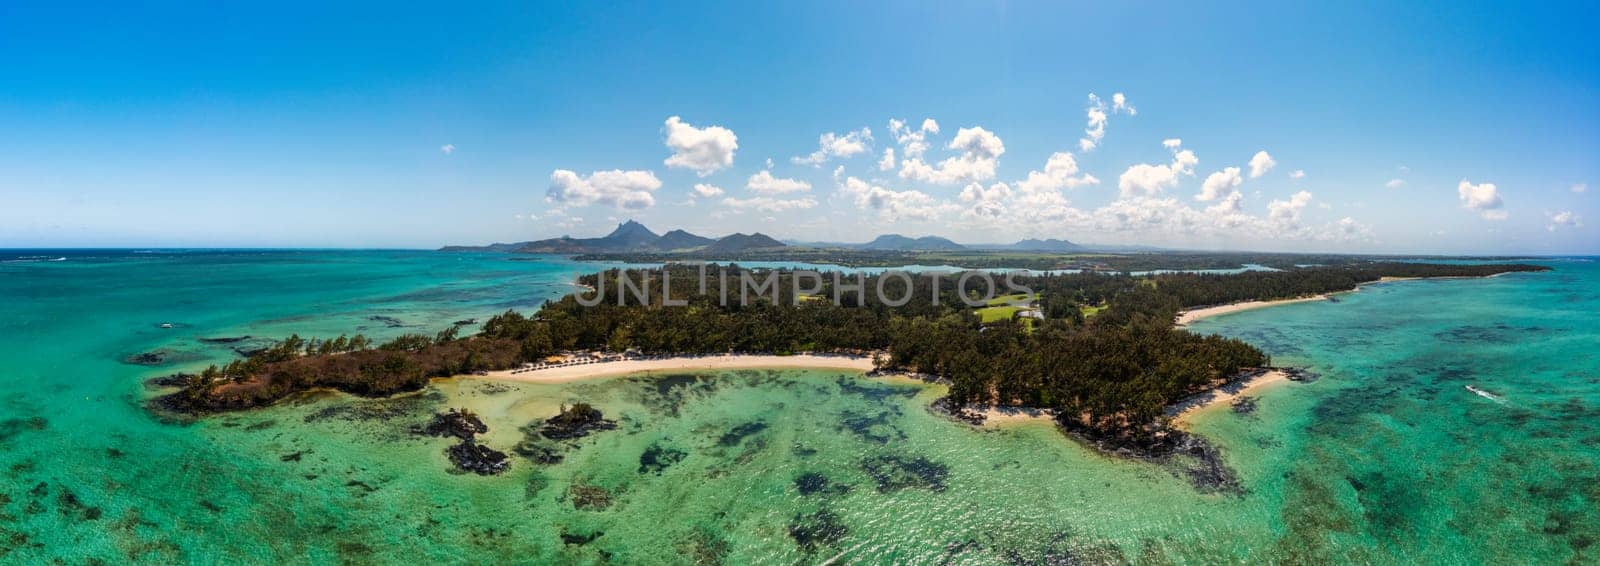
[150,240,1548,465]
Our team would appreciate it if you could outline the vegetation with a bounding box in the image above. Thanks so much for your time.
[152,260,1548,447]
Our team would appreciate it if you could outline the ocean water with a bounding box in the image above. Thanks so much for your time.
[0,251,1594,563]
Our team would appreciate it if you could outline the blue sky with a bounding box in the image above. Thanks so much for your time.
[2,1,1595,253]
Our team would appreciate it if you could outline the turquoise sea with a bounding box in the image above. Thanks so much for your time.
[0,250,1595,563]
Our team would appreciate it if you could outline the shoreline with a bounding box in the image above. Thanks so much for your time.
[1176,272,1511,327]
[1175,296,1328,327]
[477,353,877,384]
[1167,369,1290,428]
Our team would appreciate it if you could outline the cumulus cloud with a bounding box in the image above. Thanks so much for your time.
[898,126,1006,185]
[838,176,957,221]
[1247,151,1276,178]
[746,170,812,195]
[1162,138,1182,149]
[1017,152,1099,193]
[792,127,872,166]
[1457,179,1506,220]
[546,169,662,210]
[721,195,817,213]
[959,182,1012,220]
[878,148,895,171]
[689,183,725,199]
[1117,140,1198,197]
[439,144,455,155]
[889,118,940,159]
[1197,167,1243,202]
[1546,210,1581,231]
[1289,169,1305,180]
[1268,190,1314,225]
[663,116,738,176]
[1385,178,1406,189]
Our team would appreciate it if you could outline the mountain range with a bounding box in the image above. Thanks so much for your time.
[441,220,1103,254]
[439,220,784,254]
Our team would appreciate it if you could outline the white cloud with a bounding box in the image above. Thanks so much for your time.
[721,195,817,213]
[889,118,940,159]
[439,144,455,155]
[689,183,725,199]
[1289,169,1305,180]
[1247,151,1276,178]
[1112,92,1136,115]
[1268,190,1313,225]
[959,182,1012,220]
[1335,217,1375,241]
[545,169,662,210]
[1017,152,1099,193]
[1546,211,1581,231]
[1117,141,1198,197]
[898,126,1006,185]
[662,116,738,176]
[878,148,895,171]
[1457,179,1506,220]
[1079,92,1135,152]
[1385,178,1406,189]
[1573,183,1589,194]
[746,170,812,195]
[838,176,958,221]
[1162,138,1182,149]
[1197,167,1243,202]
[792,127,873,166]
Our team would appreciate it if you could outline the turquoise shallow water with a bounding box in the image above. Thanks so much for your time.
[0,251,1595,563]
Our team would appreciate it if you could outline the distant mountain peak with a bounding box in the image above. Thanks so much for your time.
[862,234,965,251]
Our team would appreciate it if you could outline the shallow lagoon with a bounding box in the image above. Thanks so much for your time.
[1,251,1594,563]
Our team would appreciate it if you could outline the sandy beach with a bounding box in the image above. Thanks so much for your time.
[478,353,877,384]
[1175,296,1328,327]
[1167,369,1290,427]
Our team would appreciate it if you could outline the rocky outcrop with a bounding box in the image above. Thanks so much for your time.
[446,441,510,475]
[539,403,617,441]
[415,409,489,440]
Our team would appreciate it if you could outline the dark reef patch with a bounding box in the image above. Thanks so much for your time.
[638,443,686,475]
[860,454,948,493]
[838,408,906,444]
[0,417,47,442]
[717,421,768,446]
[567,483,614,511]
[794,472,851,497]
[560,529,603,546]
[1171,435,1244,495]
[788,509,848,553]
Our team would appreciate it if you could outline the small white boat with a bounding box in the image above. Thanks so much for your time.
[160,323,174,329]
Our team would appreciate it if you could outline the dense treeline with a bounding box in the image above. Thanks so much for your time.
[154,262,1547,443]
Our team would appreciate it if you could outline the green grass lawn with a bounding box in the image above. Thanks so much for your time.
[1080,304,1107,318]
[975,304,1023,323]
[985,292,1031,306]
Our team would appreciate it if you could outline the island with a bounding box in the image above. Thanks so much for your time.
[148,258,1547,459]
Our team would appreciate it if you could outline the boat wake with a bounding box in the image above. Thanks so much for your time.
[1465,385,1507,405]
[1,256,67,263]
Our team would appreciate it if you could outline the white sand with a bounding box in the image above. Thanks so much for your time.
[1175,296,1328,327]
[477,354,877,384]
[1168,369,1290,428]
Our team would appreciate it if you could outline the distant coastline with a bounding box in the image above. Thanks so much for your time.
[1175,272,1513,327]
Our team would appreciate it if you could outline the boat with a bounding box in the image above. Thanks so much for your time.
[160,323,174,329]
